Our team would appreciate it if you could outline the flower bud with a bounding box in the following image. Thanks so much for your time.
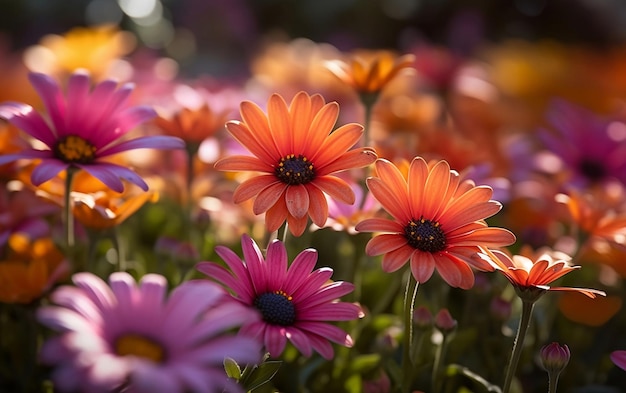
[540,342,570,375]
[413,306,433,329]
[434,309,457,333]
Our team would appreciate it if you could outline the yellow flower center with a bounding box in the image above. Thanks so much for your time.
[404,217,446,253]
[54,135,97,163]
[115,334,165,363]
[275,154,315,185]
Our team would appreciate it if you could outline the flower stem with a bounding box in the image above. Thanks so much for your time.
[401,273,419,393]
[502,299,535,393]
[63,167,77,251]
[547,373,560,393]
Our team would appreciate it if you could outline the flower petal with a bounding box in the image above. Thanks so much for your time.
[285,184,310,218]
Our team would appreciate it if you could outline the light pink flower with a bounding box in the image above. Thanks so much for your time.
[0,71,184,192]
[37,272,261,393]
[196,234,363,360]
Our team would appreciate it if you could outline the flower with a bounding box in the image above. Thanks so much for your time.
[0,187,58,247]
[196,234,363,360]
[611,350,626,371]
[474,247,606,300]
[0,70,185,193]
[70,189,159,230]
[325,50,415,95]
[355,157,515,289]
[537,99,626,188]
[24,24,135,80]
[37,271,262,393]
[0,234,68,304]
[215,91,377,236]
[540,342,570,375]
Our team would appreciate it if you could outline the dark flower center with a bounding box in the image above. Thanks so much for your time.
[275,154,315,185]
[254,290,296,326]
[53,135,97,164]
[404,217,447,253]
[578,158,606,182]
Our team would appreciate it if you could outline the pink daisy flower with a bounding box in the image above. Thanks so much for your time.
[196,234,363,360]
[37,272,261,393]
[611,350,626,371]
[0,70,184,192]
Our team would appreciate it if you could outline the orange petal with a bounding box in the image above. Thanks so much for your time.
[239,100,281,158]
[407,157,429,217]
[313,176,355,205]
[265,197,289,232]
[410,251,436,283]
[313,123,364,167]
[355,217,404,233]
[381,245,414,272]
[449,227,516,248]
[422,160,451,219]
[366,177,410,222]
[435,253,475,289]
[302,102,338,154]
[306,184,328,227]
[365,233,407,255]
[233,175,279,204]
[290,92,313,153]
[253,182,287,214]
[317,148,376,175]
[214,155,272,172]
[268,94,292,155]
[225,121,277,165]
[287,213,309,237]
[285,184,310,219]
[441,202,503,233]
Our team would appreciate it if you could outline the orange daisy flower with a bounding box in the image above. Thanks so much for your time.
[215,91,377,236]
[325,50,416,95]
[354,157,515,289]
[154,104,231,150]
[474,247,606,300]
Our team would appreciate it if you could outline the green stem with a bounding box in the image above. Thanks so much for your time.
[63,167,77,250]
[432,332,450,393]
[401,273,419,393]
[547,372,560,393]
[113,226,126,272]
[503,299,536,393]
[360,93,379,148]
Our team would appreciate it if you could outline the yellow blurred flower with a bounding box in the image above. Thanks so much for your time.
[0,234,68,304]
[23,24,136,80]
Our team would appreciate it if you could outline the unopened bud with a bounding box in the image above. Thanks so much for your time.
[413,306,433,329]
[434,309,457,333]
[540,342,570,375]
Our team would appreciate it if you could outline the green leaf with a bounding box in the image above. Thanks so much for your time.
[224,357,242,380]
[445,364,502,393]
[242,360,282,392]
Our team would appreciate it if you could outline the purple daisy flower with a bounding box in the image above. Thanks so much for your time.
[37,272,261,393]
[196,234,364,360]
[0,70,184,192]
[538,99,626,188]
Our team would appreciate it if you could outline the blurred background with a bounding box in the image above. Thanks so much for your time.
[2,0,625,79]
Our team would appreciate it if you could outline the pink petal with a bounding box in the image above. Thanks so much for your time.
[28,72,66,134]
[30,160,69,186]
[0,102,57,146]
[97,135,184,157]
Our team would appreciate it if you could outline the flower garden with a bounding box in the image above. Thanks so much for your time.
[1,1,626,392]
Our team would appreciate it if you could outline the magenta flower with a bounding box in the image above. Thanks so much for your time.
[538,99,626,188]
[0,71,184,192]
[611,350,626,372]
[196,234,363,360]
[37,272,261,393]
